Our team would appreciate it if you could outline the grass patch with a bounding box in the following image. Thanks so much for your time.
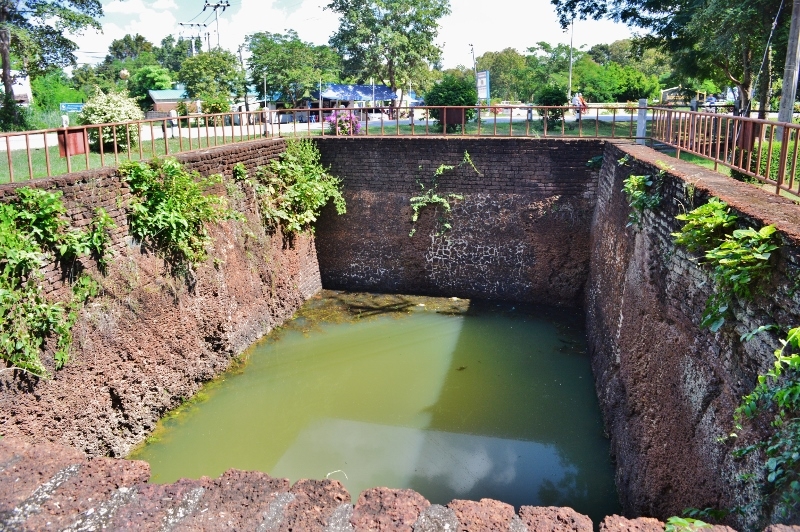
[0,133,257,184]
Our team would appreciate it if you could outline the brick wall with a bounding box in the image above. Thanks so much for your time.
[588,142,800,527]
[0,137,287,297]
[314,137,605,306]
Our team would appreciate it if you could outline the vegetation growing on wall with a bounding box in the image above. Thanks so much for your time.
[235,139,346,234]
[732,326,800,522]
[622,172,662,228]
[667,193,794,526]
[0,188,112,377]
[120,158,236,274]
[408,151,479,237]
[671,197,778,331]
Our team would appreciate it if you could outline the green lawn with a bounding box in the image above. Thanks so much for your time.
[0,133,256,184]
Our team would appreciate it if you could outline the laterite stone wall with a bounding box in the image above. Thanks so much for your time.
[314,137,606,307]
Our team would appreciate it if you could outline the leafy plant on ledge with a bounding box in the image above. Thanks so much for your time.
[671,197,778,332]
[248,139,346,234]
[120,157,236,276]
[622,171,663,228]
[409,151,479,237]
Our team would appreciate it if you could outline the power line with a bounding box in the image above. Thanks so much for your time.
[178,22,208,55]
[203,1,230,48]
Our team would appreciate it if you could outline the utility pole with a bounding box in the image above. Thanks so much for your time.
[238,44,250,112]
[204,1,230,49]
[567,19,575,101]
[779,0,800,128]
[179,23,206,56]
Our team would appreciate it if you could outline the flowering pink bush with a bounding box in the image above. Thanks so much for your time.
[325,111,361,135]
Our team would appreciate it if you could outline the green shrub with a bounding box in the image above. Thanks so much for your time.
[120,158,234,272]
[535,85,568,121]
[200,93,230,115]
[78,89,144,152]
[251,139,345,234]
[730,143,800,186]
[424,74,477,133]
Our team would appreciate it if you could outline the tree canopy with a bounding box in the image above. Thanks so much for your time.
[106,34,153,62]
[247,30,340,106]
[0,0,102,111]
[155,35,199,75]
[177,49,243,101]
[327,0,450,94]
[550,0,785,113]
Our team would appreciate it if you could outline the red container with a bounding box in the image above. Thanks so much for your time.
[57,128,88,157]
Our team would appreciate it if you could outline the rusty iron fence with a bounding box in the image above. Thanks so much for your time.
[4,103,799,197]
[650,107,800,196]
[0,105,652,184]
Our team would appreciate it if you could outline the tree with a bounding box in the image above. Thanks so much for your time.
[71,64,115,96]
[154,35,197,74]
[129,65,172,105]
[573,56,660,102]
[106,34,153,62]
[476,48,526,101]
[520,42,579,102]
[550,0,784,115]
[31,71,86,112]
[247,31,340,106]
[177,49,243,102]
[327,0,450,96]
[0,0,102,122]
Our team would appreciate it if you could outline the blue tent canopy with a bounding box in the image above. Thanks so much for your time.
[312,83,396,101]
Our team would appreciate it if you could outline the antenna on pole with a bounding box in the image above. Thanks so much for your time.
[203,1,230,48]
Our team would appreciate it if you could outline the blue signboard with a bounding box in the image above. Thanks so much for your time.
[59,103,84,113]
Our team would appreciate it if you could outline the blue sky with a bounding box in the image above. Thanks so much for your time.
[72,0,632,69]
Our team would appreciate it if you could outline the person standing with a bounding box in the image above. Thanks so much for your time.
[572,93,582,119]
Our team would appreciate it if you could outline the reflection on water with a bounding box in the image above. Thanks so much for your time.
[273,418,580,509]
[129,292,619,523]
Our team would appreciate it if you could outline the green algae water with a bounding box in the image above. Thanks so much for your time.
[130,292,619,522]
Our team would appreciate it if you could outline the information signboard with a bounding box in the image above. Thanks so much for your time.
[476,71,490,101]
[59,103,84,113]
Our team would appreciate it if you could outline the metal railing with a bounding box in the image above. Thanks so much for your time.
[650,107,800,196]
[5,103,800,198]
[0,104,649,184]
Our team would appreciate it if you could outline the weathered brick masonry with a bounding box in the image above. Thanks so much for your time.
[589,142,800,528]
[0,137,324,458]
[0,138,290,299]
[314,137,606,306]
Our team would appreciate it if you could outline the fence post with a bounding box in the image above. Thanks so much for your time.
[637,99,647,144]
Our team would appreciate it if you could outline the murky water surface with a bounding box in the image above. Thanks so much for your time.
[130,291,619,522]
